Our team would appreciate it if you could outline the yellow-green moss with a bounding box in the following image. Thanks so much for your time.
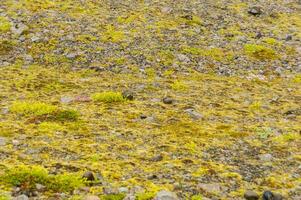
[11,101,58,116]
[101,193,126,200]
[244,44,278,60]
[101,25,125,43]
[171,80,188,91]
[0,17,11,33]
[135,192,156,200]
[91,92,125,103]
[1,165,84,193]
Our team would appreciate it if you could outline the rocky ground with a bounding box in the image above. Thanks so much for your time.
[0,0,300,200]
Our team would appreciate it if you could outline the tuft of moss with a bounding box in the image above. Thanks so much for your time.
[191,194,203,200]
[170,80,188,91]
[54,110,80,121]
[244,44,278,60]
[1,165,84,193]
[101,193,126,200]
[0,17,11,33]
[10,101,58,116]
[135,192,156,200]
[91,92,126,103]
[101,25,125,43]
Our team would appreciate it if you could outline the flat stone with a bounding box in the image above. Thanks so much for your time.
[197,183,222,194]
[154,190,179,200]
[244,190,259,200]
[184,109,203,120]
[60,96,73,104]
[13,195,29,200]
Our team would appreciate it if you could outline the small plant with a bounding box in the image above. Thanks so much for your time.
[101,193,126,200]
[191,194,203,200]
[101,25,125,43]
[91,92,126,103]
[1,165,84,193]
[171,81,188,91]
[0,17,11,33]
[11,101,58,116]
[54,109,80,121]
[244,44,278,60]
[135,192,156,200]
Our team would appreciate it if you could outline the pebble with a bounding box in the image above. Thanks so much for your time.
[11,23,28,35]
[118,187,129,193]
[0,137,7,146]
[262,191,273,200]
[35,183,46,192]
[60,96,73,104]
[273,193,283,200]
[66,53,78,59]
[154,190,179,200]
[197,183,222,194]
[122,91,134,100]
[83,171,95,181]
[244,190,259,200]
[248,6,263,16]
[259,154,273,162]
[163,97,173,104]
[13,195,29,200]
[184,108,203,120]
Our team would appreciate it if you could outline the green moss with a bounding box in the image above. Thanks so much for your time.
[181,47,233,61]
[135,192,156,200]
[1,165,84,193]
[11,101,58,116]
[91,92,125,103]
[101,193,126,200]
[171,81,188,91]
[0,39,14,55]
[0,17,11,33]
[191,194,203,200]
[54,109,80,121]
[244,44,278,60]
[102,25,125,43]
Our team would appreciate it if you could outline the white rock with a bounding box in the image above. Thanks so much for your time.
[13,195,29,200]
[259,154,273,162]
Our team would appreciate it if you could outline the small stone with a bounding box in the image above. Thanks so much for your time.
[118,187,129,193]
[248,6,263,16]
[84,195,100,200]
[244,190,259,200]
[163,97,173,104]
[197,183,222,194]
[124,194,135,200]
[11,23,28,36]
[66,53,77,59]
[285,35,292,41]
[122,91,134,100]
[154,190,179,200]
[13,195,29,200]
[184,109,203,120]
[262,191,273,200]
[140,114,147,119]
[177,54,190,63]
[31,35,40,42]
[12,140,20,146]
[35,183,46,192]
[259,154,273,162]
[0,137,7,146]
[255,32,263,39]
[60,96,73,104]
[150,155,163,162]
[83,171,95,181]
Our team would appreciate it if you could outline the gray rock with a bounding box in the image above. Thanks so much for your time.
[66,53,78,59]
[184,109,203,120]
[35,183,46,192]
[11,23,28,35]
[0,137,7,146]
[244,190,259,200]
[177,54,190,63]
[31,35,40,42]
[60,96,73,104]
[122,91,134,100]
[83,171,95,181]
[13,195,29,200]
[248,6,262,16]
[273,193,283,200]
[24,54,33,63]
[154,190,178,200]
[163,97,173,104]
[259,154,273,162]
